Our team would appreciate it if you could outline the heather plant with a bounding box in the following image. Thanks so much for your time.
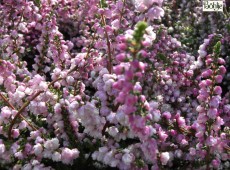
[0,0,229,170]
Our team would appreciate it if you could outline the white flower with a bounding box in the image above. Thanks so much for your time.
[189,148,196,156]
[66,76,75,84]
[39,81,48,91]
[68,101,79,114]
[175,149,182,158]
[14,90,25,99]
[166,79,172,86]
[0,144,5,154]
[0,76,3,85]
[132,0,148,12]
[18,23,27,31]
[122,153,133,165]
[160,152,170,165]
[108,127,119,137]
[19,120,27,129]
[143,0,155,6]
[33,143,43,156]
[111,19,120,30]
[110,159,119,167]
[99,147,108,153]
[124,29,134,40]
[52,152,61,162]
[24,88,33,95]
[132,0,162,12]
[116,111,127,125]
[61,148,79,165]
[199,44,206,51]
[103,151,113,164]
[92,151,99,160]
[156,95,163,102]
[44,138,60,151]
[43,150,52,158]
[143,26,156,46]
[31,160,39,166]
[99,68,109,76]
[198,50,207,58]
[21,164,32,170]
[152,110,161,122]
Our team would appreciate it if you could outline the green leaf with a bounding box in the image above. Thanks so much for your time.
[214,41,221,55]
[34,0,41,7]
[135,158,145,168]
[133,21,148,43]
[100,0,107,8]
[156,53,171,65]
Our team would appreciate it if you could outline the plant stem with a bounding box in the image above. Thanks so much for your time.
[101,14,112,73]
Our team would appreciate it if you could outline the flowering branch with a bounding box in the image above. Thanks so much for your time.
[0,93,38,132]
[7,32,97,139]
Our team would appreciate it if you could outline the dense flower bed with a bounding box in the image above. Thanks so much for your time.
[0,0,229,169]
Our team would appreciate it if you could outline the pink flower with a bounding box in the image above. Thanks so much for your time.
[147,6,164,20]
[206,136,218,147]
[177,116,186,127]
[215,75,223,83]
[212,159,221,168]
[212,116,224,131]
[125,94,138,106]
[108,126,119,137]
[52,152,61,162]
[18,121,27,130]
[44,138,60,151]
[33,144,43,156]
[12,129,20,138]
[122,153,134,165]
[219,66,226,75]
[61,148,80,165]
[207,108,218,119]
[116,53,126,62]
[111,19,120,30]
[158,128,168,142]
[213,86,222,95]
[217,58,225,65]
[189,148,196,156]
[209,96,220,108]
[38,81,48,91]
[133,82,142,93]
[66,76,74,84]
[1,106,12,118]
[143,0,155,6]
[201,69,213,78]
[0,76,3,85]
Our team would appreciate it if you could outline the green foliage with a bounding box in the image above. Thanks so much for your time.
[206,35,222,54]
[34,0,41,7]
[135,158,145,168]
[128,21,148,54]
[156,53,171,66]
[133,22,148,43]
[227,24,230,33]
[100,0,107,8]
[213,41,221,55]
